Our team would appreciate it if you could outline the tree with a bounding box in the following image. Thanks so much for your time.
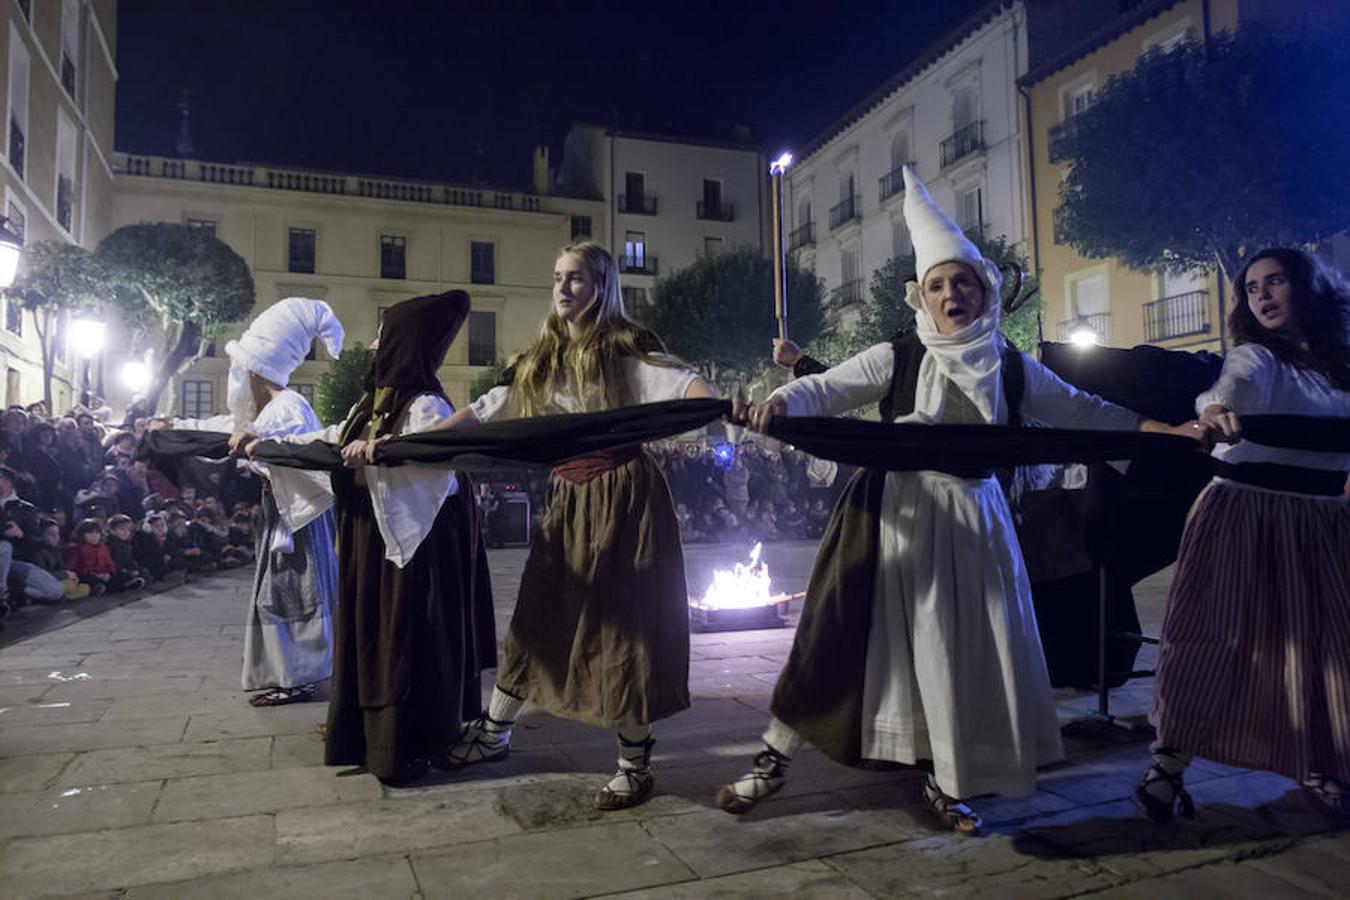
[809,233,1043,363]
[314,343,375,426]
[96,223,255,413]
[3,242,104,411]
[641,246,826,392]
[1053,26,1350,278]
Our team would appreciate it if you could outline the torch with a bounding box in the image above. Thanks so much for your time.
[768,152,793,341]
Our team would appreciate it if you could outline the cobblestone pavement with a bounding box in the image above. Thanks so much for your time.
[0,541,1346,898]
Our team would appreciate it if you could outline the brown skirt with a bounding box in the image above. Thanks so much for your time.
[497,451,691,729]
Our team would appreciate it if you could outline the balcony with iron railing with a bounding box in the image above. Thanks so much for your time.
[940,120,985,169]
[697,200,734,222]
[879,163,913,202]
[619,194,658,215]
[788,221,815,252]
[620,254,658,276]
[829,195,861,231]
[831,279,863,307]
[1047,116,1083,165]
[113,153,547,213]
[1056,312,1111,343]
[1143,290,1210,342]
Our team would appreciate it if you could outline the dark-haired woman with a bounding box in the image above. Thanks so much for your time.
[405,242,716,811]
[1138,248,1350,822]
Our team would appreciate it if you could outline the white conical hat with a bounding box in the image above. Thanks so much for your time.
[224,297,345,387]
[901,165,999,309]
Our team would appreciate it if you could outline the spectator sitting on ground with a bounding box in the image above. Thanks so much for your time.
[33,517,91,600]
[133,512,185,583]
[105,515,147,588]
[167,512,213,574]
[65,519,145,595]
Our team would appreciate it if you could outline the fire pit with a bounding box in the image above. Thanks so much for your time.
[688,543,802,633]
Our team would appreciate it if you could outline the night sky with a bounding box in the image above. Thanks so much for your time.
[116,0,990,188]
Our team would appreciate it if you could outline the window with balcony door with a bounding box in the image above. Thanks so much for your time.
[7,28,30,181]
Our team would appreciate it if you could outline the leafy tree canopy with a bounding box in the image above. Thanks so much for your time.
[97,223,254,327]
[314,342,375,426]
[642,246,826,389]
[1054,26,1350,278]
[5,241,104,314]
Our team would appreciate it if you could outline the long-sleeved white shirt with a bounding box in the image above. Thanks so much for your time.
[469,356,697,422]
[773,342,1141,431]
[271,393,459,568]
[1197,343,1350,473]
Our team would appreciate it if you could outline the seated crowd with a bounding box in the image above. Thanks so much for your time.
[0,398,259,624]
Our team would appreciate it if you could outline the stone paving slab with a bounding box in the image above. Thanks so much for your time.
[1,552,1348,898]
[411,821,697,899]
[274,792,522,865]
[120,854,421,900]
[0,815,276,898]
[151,765,384,823]
[56,736,273,785]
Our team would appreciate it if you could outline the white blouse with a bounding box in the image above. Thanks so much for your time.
[270,393,459,568]
[773,342,1140,432]
[469,355,698,422]
[1197,343,1350,473]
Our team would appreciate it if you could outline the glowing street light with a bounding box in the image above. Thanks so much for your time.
[1067,318,1100,348]
[69,317,106,358]
[119,360,151,393]
[0,218,22,288]
[768,150,793,340]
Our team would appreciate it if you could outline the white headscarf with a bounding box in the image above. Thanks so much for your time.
[223,297,345,426]
[900,166,1006,424]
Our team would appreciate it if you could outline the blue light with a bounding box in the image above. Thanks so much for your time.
[712,442,736,470]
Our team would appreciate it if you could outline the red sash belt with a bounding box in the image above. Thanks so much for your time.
[553,445,641,484]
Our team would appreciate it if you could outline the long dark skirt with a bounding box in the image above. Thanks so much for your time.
[325,472,496,780]
[497,452,690,729]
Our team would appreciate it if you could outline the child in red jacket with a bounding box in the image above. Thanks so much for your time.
[65,519,145,595]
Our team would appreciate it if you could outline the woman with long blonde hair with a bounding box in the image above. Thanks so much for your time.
[350,241,715,809]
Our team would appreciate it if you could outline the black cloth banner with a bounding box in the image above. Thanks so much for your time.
[140,399,1350,479]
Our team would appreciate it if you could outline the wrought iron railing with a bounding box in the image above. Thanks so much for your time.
[829,195,860,231]
[940,121,984,168]
[619,194,658,215]
[697,200,734,221]
[1143,290,1210,342]
[788,222,815,252]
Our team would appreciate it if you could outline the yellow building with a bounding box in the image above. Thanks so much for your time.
[111,152,606,415]
[0,0,118,410]
[1021,0,1241,352]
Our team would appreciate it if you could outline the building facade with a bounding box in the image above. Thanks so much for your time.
[0,0,117,411]
[1021,0,1240,352]
[556,124,768,311]
[785,1,1029,325]
[111,153,606,415]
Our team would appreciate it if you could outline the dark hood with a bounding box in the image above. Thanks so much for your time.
[373,290,471,392]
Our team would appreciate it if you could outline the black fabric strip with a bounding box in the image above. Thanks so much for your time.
[139,402,1350,479]
[1213,461,1348,496]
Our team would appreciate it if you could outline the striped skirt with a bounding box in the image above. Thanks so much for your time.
[1151,479,1350,781]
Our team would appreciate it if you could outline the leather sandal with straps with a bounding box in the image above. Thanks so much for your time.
[716,748,788,815]
[594,733,656,811]
[923,775,982,834]
[1134,754,1195,824]
[439,713,512,770]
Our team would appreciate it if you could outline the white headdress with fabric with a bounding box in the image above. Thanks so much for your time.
[224,297,345,426]
[899,165,1007,425]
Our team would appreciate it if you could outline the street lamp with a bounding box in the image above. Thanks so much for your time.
[1067,316,1099,348]
[69,316,106,407]
[119,360,151,393]
[0,217,22,288]
[768,151,793,342]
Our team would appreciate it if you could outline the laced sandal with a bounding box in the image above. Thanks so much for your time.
[594,733,656,811]
[440,713,512,770]
[1134,756,1195,824]
[248,684,317,707]
[1302,774,1350,814]
[923,776,982,834]
[716,748,788,815]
